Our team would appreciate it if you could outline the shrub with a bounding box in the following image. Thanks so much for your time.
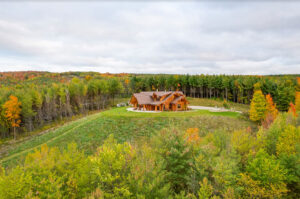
[91,135,171,198]
[223,100,230,110]
[0,143,96,199]
[91,135,135,198]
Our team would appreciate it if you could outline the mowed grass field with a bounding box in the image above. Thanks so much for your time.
[0,98,253,168]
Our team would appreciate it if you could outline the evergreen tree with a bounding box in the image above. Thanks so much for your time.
[155,129,193,194]
[276,82,295,111]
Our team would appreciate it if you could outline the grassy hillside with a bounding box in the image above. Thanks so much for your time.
[0,100,253,168]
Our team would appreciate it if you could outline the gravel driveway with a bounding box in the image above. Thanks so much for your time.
[127,106,241,113]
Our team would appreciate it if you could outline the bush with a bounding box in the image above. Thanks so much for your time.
[0,144,96,199]
[238,149,288,198]
[223,100,230,109]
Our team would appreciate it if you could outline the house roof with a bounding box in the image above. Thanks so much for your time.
[153,91,172,97]
[132,91,186,105]
[133,93,153,105]
[170,96,183,104]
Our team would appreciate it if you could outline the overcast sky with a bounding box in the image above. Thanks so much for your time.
[0,1,299,75]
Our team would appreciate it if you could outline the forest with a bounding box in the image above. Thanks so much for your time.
[0,71,298,140]
[0,72,299,199]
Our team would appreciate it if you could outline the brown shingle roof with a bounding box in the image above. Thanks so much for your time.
[133,93,154,105]
[153,91,172,97]
[170,96,183,104]
[132,91,186,105]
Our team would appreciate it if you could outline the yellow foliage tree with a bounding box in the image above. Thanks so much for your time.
[238,173,288,198]
[3,95,22,140]
[184,128,201,147]
[85,75,92,81]
[249,90,266,122]
[276,125,300,156]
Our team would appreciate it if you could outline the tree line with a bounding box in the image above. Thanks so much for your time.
[0,72,298,139]
[0,76,124,139]
[129,74,298,111]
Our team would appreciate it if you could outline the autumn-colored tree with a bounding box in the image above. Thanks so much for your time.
[124,79,130,85]
[288,103,298,117]
[295,91,300,111]
[249,90,266,122]
[184,128,201,147]
[265,94,278,118]
[85,75,92,81]
[3,95,22,140]
[276,125,300,156]
[262,94,279,128]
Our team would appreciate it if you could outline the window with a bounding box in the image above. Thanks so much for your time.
[177,104,181,109]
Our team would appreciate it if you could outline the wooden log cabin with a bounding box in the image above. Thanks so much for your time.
[129,91,189,111]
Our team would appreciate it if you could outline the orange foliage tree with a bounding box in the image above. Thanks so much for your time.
[288,102,298,117]
[262,94,279,128]
[124,79,130,85]
[3,95,22,140]
[265,94,278,118]
[295,91,300,112]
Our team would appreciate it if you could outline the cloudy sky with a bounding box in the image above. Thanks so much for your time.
[0,1,299,74]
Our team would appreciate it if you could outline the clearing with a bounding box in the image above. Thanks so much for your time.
[0,98,253,168]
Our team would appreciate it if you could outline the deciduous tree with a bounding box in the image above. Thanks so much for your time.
[249,90,266,122]
[3,95,21,140]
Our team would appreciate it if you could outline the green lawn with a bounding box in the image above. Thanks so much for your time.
[0,101,253,168]
[102,107,240,118]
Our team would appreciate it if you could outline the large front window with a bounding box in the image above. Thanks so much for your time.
[177,104,181,109]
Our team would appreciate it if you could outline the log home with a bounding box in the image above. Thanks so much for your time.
[130,91,189,111]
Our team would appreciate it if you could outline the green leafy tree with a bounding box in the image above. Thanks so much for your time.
[19,91,35,132]
[240,149,288,198]
[198,177,213,199]
[108,78,124,106]
[91,135,134,198]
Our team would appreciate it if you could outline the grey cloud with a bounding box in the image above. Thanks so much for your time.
[0,2,299,74]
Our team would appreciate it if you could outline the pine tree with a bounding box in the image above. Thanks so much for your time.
[156,129,193,194]
[3,95,22,140]
[249,90,266,122]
